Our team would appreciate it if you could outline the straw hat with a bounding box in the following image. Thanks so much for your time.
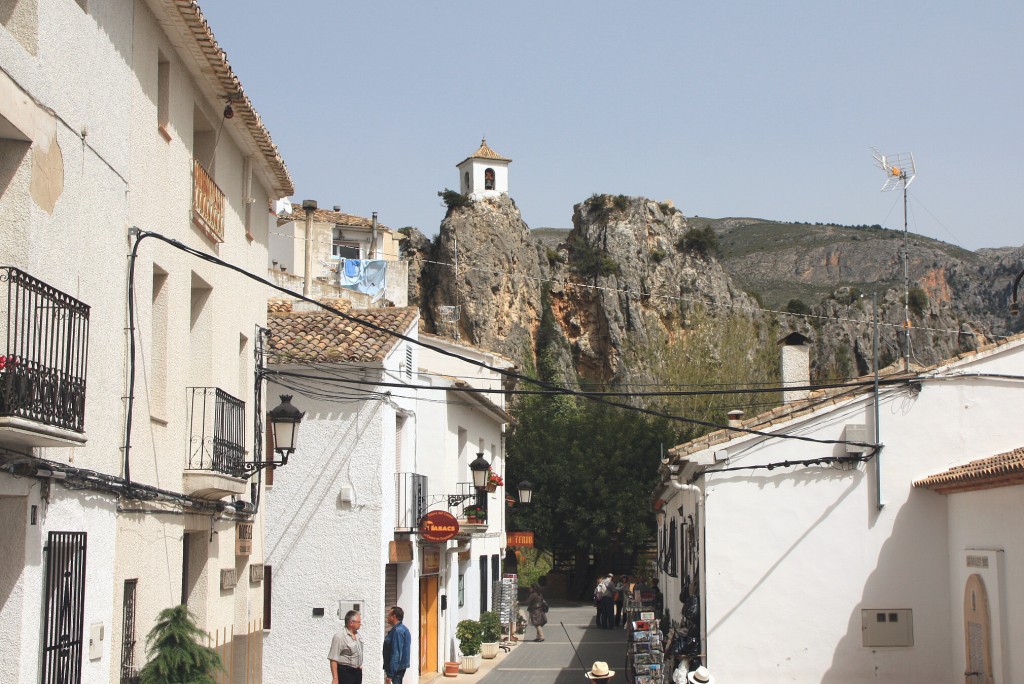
[686,666,715,684]
[585,661,615,679]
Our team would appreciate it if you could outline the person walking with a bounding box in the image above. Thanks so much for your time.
[383,606,411,684]
[329,610,364,684]
[613,575,627,628]
[526,584,547,642]
[598,575,615,630]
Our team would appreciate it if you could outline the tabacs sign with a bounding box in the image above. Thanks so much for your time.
[419,510,460,543]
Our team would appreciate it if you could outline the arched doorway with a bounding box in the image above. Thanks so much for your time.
[963,573,993,684]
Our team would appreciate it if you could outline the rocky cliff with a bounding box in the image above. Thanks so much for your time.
[405,194,1023,386]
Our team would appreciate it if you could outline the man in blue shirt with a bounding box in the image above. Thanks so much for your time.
[383,606,412,684]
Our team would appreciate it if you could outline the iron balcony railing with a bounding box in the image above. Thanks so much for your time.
[0,267,90,433]
[192,159,225,242]
[186,387,245,477]
[395,472,427,529]
[451,481,487,522]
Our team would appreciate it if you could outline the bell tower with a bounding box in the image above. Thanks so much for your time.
[456,138,511,199]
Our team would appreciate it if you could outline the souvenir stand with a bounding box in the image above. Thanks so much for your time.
[626,612,664,684]
[494,575,519,651]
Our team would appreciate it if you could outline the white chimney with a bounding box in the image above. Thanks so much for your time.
[727,410,745,428]
[778,332,812,404]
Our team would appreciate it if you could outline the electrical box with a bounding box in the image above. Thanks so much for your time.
[844,425,870,454]
[89,622,104,659]
[339,486,353,503]
[337,600,363,620]
[861,608,913,647]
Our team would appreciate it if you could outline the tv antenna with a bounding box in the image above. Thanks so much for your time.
[872,147,916,372]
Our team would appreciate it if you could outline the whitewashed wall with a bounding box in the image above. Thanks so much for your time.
[659,341,1024,684]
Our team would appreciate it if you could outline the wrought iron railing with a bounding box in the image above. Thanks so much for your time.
[395,472,427,529]
[192,159,225,242]
[451,481,486,521]
[0,267,90,433]
[186,387,245,476]
[42,531,87,684]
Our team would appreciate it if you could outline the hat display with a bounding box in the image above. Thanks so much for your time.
[585,661,615,679]
[686,666,715,684]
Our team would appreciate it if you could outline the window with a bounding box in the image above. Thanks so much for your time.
[458,574,465,608]
[263,566,272,629]
[479,555,488,611]
[119,580,138,684]
[463,171,470,192]
[150,267,168,418]
[484,168,495,190]
[157,51,170,137]
[332,235,360,260]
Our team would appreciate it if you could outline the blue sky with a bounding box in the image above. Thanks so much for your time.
[201,1,1023,250]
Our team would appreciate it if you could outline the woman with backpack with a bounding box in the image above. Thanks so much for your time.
[526,584,547,642]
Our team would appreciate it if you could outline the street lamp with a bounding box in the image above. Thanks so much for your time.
[268,395,304,466]
[517,480,533,505]
[469,452,490,489]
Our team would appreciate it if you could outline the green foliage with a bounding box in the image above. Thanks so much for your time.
[571,241,620,280]
[507,397,679,555]
[612,194,630,211]
[438,188,472,210]
[658,202,674,215]
[515,549,553,590]
[545,246,565,266]
[649,248,668,263]
[786,299,811,316]
[456,619,483,656]
[908,287,929,315]
[628,308,780,442]
[479,612,502,643]
[139,605,222,684]
[398,226,414,237]
[676,227,720,259]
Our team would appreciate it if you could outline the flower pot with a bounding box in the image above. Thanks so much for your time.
[486,482,498,493]
[480,642,500,659]
[460,654,482,674]
[444,661,460,677]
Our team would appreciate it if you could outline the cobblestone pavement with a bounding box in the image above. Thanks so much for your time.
[480,601,628,684]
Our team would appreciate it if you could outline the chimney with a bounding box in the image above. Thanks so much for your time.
[778,332,812,404]
[727,410,745,428]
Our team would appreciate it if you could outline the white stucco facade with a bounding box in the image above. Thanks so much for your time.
[2,1,291,681]
[263,322,512,683]
[657,337,1024,684]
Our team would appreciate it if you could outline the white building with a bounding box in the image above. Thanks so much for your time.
[456,138,511,200]
[262,303,512,683]
[656,333,1024,684]
[1,1,292,682]
[268,204,409,307]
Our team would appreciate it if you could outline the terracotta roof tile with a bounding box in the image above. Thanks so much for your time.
[457,138,512,166]
[277,206,391,232]
[913,447,1024,493]
[268,307,418,364]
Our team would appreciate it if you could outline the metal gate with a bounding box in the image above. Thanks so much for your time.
[41,531,87,684]
[120,579,139,684]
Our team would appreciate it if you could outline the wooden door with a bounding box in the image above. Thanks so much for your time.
[963,574,993,684]
[419,576,438,674]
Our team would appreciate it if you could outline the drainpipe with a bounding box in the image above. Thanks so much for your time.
[370,211,378,260]
[302,199,317,297]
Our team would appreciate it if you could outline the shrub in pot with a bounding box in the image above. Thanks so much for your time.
[456,619,483,673]
[479,611,502,658]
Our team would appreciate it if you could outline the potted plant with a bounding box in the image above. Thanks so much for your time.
[486,469,503,493]
[463,505,486,524]
[479,611,502,659]
[139,605,222,684]
[456,619,483,673]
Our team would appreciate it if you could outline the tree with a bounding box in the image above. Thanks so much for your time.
[139,605,222,684]
[786,299,811,316]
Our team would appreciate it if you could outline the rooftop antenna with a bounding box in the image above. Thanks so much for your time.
[872,147,916,372]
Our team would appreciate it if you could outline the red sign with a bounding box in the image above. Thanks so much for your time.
[419,510,460,543]
[506,531,534,548]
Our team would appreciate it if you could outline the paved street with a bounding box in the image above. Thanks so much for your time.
[480,601,627,684]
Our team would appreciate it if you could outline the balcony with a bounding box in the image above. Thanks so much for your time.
[0,267,89,448]
[451,482,487,536]
[191,159,224,243]
[183,387,246,499]
[395,472,427,531]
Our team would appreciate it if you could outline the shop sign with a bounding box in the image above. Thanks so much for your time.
[421,545,441,575]
[506,531,534,548]
[419,510,460,543]
[236,522,253,556]
[389,540,413,563]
